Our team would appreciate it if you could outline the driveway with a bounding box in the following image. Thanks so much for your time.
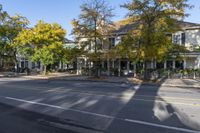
[0,78,200,133]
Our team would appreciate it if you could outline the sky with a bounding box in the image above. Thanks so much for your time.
[1,0,200,39]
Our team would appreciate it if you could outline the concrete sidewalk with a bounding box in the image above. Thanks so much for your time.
[0,72,18,77]
[1,72,200,89]
[161,79,200,89]
[23,75,200,89]
[22,74,141,84]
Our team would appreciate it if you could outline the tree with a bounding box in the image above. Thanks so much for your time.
[121,0,192,79]
[72,0,114,77]
[166,44,189,61]
[0,4,8,68]
[15,21,66,75]
[0,4,29,69]
[57,45,81,71]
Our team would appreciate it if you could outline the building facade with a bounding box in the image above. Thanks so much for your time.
[76,21,200,76]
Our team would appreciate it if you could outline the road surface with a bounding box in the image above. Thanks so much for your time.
[0,78,200,133]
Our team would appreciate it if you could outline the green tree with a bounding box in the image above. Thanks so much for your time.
[0,4,29,69]
[121,0,191,79]
[166,44,189,61]
[56,44,81,71]
[15,20,66,75]
[0,4,8,68]
[72,0,114,77]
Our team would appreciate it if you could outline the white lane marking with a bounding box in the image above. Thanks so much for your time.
[125,119,200,133]
[6,97,65,109]
[4,96,200,133]
[5,97,113,119]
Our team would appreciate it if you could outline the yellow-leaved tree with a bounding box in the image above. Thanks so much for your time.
[121,0,192,79]
[15,20,66,75]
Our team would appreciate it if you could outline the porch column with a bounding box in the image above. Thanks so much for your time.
[19,59,21,68]
[59,61,62,69]
[134,63,137,78]
[88,61,91,76]
[14,62,17,72]
[101,61,104,69]
[173,60,176,69]
[28,61,32,69]
[143,63,145,70]
[76,58,81,75]
[40,64,43,72]
[89,61,93,76]
[164,61,167,69]
[84,58,87,68]
[127,60,130,73]
[107,59,110,76]
[76,60,79,75]
[154,60,157,69]
[151,59,154,69]
[0,58,2,67]
[112,60,115,68]
[118,59,121,77]
[183,59,186,69]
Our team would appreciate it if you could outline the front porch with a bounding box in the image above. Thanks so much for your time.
[77,52,200,78]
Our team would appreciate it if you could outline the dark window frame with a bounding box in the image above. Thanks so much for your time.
[181,32,186,45]
[109,37,115,49]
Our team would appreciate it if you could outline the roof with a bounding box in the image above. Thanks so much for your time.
[63,38,77,48]
[112,23,135,35]
[177,21,200,30]
[112,21,200,35]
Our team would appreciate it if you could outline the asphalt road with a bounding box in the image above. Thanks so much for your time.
[0,78,200,133]
[0,102,76,133]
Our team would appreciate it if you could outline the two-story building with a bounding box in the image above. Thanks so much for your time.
[76,21,200,76]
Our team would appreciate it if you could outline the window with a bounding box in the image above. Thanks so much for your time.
[109,38,115,48]
[25,61,28,68]
[21,62,24,68]
[37,62,40,69]
[166,60,173,69]
[173,34,181,44]
[181,33,185,45]
[32,62,35,69]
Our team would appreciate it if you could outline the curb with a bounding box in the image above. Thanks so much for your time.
[1,76,200,89]
[161,84,200,89]
[21,76,161,86]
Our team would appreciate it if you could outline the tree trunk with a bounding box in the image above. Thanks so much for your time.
[89,61,92,76]
[144,60,148,80]
[98,57,101,77]
[43,65,47,75]
[107,58,110,76]
[94,18,100,78]
[118,59,121,77]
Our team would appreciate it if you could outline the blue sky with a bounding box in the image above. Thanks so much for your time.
[1,0,200,39]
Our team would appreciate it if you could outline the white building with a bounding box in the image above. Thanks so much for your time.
[76,21,200,76]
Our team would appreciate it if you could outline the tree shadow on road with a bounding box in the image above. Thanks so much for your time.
[105,81,200,133]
